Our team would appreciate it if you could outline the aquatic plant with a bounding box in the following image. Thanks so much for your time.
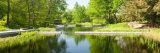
[0,32,51,49]
[143,32,160,42]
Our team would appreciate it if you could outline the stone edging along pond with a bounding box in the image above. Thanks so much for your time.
[39,31,160,41]
[39,31,144,35]
[0,29,35,37]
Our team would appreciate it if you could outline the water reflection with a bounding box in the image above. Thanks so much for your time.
[0,36,67,53]
[1,31,160,53]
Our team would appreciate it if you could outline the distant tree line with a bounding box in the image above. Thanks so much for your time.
[63,0,160,27]
[63,0,124,25]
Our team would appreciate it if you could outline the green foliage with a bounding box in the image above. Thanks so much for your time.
[144,0,160,25]
[140,37,159,49]
[87,0,124,24]
[120,0,160,26]
[72,2,89,24]
[1,0,160,28]
[0,0,67,28]
[0,19,8,31]
[0,1,7,19]
[62,10,73,24]
[0,26,7,31]
[88,0,108,24]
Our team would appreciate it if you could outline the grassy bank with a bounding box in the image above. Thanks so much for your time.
[93,22,160,42]
[78,22,92,27]
[38,27,56,31]
[94,22,132,32]
[0,32,52,49]
[94,22,160,32]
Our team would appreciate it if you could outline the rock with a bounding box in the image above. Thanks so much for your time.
[128,22,145,29]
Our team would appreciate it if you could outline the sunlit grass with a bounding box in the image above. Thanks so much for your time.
[94,22,160,32]
[79,22,92,27]
[0,32,50,49]
[38,27,56,31]
[93,22,160,42]
[94,22,134,32]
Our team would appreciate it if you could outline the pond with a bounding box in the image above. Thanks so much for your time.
[1,27,160,53]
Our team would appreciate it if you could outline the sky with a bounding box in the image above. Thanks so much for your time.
[66,0,90,9]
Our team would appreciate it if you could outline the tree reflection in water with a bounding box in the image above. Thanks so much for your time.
[0,36,67,53]
[87,36,122,53]
[87,35,160,53]
[1,34,160,53]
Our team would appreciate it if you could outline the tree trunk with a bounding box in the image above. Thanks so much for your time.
[46,0,52,27]
[7,0,10,26]
[31,0,35,27]
[27,0,31,29]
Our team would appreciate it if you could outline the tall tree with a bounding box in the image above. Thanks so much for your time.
[88,0,124,24]
[121,0,160,26]
[72,2,88,24]
[0,0,7,19]
[145,0,160,26]
[62,10,73,24]
[31,0,35,27]
[7,0,10,26]
[27,0,31,29]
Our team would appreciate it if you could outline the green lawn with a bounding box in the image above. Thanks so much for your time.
[93,22,160,41]
[38,27,56,31]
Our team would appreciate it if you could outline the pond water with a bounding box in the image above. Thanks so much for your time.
[1,27,160,53]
